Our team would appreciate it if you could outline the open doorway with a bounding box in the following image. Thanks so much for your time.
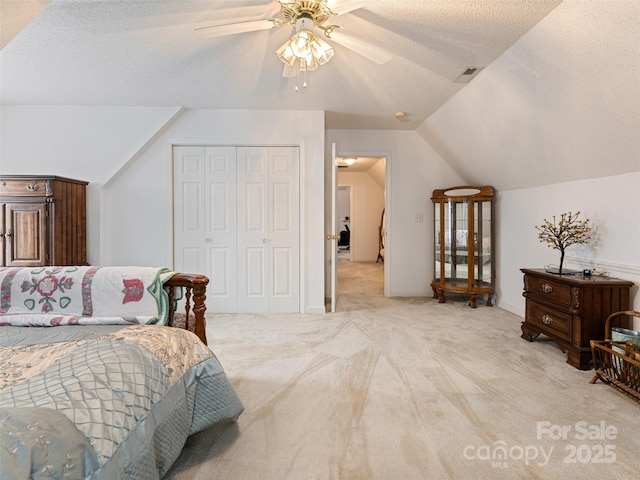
[336,155,386,298]
[336,186,351,259]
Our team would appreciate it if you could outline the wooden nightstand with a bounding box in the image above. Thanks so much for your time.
[520,268,633,370]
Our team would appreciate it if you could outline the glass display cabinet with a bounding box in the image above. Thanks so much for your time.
[431,186,494,308]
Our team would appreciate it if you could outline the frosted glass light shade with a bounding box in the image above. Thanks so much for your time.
[276,29,334,71]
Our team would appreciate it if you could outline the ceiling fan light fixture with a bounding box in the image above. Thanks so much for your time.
[276,41,297,67]
[301,52,319,71]
[309,34,334,64]
[276,16,334,72]
[290,29,313,57]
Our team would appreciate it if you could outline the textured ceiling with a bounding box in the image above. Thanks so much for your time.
[0,0,563,130]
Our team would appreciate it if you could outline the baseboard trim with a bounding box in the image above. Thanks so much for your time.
[495,300,524,319]
[306,306,327,314]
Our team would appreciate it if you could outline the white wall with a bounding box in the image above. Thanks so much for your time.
[103,108,326,313]
[1,107,327,313]
[497,172,640,318]
[416,0,640,319]
[326,130,465,297]
[417,0,640,192]
[338,171,384,261]
[0,105,182,264]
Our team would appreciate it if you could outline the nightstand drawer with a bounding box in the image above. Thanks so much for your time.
[526,300,571,341]
[525,275,571,306]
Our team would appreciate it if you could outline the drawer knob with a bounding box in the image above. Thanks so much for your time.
[26,183,40,192]
[542,314,553,325]
[541,283,553,293]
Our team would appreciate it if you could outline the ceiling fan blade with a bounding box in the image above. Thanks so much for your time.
[330,30,392,64]
[194,19,278,39]
[329,0,371,16]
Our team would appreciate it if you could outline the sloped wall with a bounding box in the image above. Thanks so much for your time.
[1,106,327,313]
[0,105,182,264]
[416,0,640,313]
[102,108,326,313]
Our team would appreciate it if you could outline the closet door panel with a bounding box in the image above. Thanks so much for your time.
[174,146,237,313]
[268,147,300,312]
[174,145,299,314]
[205,146,237,313]
[237,147,269,312]
[272,247,292,296]
[174,146,206,272]
[245,247,266,296]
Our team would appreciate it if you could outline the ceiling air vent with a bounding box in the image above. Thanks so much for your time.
[454,67,483,83]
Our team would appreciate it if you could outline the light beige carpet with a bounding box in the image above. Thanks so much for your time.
[165,260,639,479]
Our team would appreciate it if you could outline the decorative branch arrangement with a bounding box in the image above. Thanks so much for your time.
[535,211,592,274]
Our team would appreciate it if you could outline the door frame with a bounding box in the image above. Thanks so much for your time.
[334,150,391,297]
[168,140,306,313]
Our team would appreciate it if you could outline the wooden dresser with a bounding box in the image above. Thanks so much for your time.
[521,268,632,370]
[0,175,88,266]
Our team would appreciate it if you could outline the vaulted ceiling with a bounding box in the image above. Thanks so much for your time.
[1,0,563,130]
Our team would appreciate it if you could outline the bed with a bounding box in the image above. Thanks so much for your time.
[0,266,244,479]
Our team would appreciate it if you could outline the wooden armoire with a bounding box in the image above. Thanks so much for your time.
[0,175,88,266]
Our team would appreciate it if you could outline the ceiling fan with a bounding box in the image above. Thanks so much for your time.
[194,0,392,81]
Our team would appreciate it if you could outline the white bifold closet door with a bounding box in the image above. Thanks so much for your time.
[173,145,300,313]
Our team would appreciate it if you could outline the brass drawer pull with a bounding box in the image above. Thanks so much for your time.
[541,283,553,293]
[542,314,553,325]
[26,183,39,192]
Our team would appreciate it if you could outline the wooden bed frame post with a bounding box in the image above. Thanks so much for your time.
[164,273,210,345]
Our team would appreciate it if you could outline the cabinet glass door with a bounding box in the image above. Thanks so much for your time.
[447,200,470,284]
[474,199,492,286]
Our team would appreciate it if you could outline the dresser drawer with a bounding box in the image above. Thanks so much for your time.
[526,300,571,341]
[525,274,571,306]
[0,178,48,197]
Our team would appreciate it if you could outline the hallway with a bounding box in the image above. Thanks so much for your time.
[335,258,423,311]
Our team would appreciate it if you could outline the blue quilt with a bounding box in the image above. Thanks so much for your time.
[0,325,244,479]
